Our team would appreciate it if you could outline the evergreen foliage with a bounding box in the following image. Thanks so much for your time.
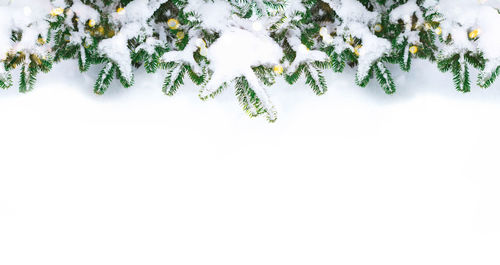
[1,0,500,121]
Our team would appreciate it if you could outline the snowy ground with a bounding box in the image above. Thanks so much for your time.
[1,59,500,264]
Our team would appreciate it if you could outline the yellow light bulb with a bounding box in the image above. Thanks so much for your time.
[469,29,479,39]
[409,45,418,54]
[167,18,180,30]
[50,7,64,17]
[435,27,442,35]
[319,27,328,36]
[88,19,96,28]
[273,65,284,75]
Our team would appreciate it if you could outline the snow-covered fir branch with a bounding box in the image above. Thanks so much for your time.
[2,0,500,121]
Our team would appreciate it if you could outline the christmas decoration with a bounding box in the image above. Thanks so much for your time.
[2,0,500,122]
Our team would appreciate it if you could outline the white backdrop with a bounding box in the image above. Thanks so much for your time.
[1,59,500,264]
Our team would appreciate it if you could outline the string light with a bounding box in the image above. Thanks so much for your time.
[409,45,418,54]
[273,65,284,75]
[88,19,96,28]
[167,18,180,30]
[469,29,480,39]
[50,7,64,17]
[319,27,328,36]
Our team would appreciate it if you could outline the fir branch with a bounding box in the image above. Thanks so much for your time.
[304,65,327,95]
[0,72,12,89]
[478,66,500,89]
[375,62,396,94]
[162,63,187,96]
[94,62,116,95]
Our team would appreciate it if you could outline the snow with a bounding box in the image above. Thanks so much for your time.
[98,0,167,82]
[389,0,424,45]
[2,2,500,263]
[433,0,500,60]
[390,1,423,26]
[0,0,51,58]
[206,28,282,80]
[185,0,233,31]
[287,30,329,72]
[325,0,392,81]
[70,0,100,25]
[327,0,377,24]
[2,57,500,265]
[99,29,135,82]
[201,27,283,119]
[161,38,202,73]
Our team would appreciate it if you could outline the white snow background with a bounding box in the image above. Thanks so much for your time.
[1,1,500,265]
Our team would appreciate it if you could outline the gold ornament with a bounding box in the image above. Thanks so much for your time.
[273,65,284,75]
[117,7,125,14]
[409,45,418,54]
[97,26,105,35]
[167,18,180,30]
[374,24,383,33]
[176,31,185,40]
[37,37,45,45]
[50,7,64,17]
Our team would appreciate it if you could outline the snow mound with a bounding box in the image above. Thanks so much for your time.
[206,28,283,85]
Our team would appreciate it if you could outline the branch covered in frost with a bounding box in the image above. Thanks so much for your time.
[2,0,500,122]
